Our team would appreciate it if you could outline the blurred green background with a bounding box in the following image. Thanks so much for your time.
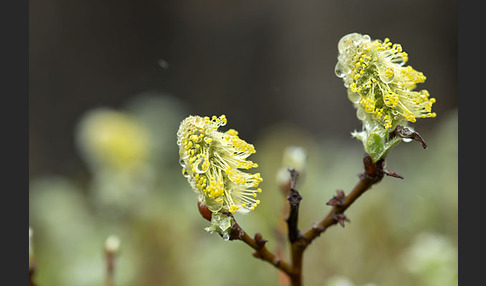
[29,0,457,285]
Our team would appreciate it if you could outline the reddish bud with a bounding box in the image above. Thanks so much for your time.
[327,190,346,207]
[394,125,428,149]
[254,232,268,247]
[197,201,212,221]
[381,169,404,179]
[332,213,350,228]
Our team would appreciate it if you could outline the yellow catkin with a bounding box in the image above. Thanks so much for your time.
[336,33,436,129]
[177,115,262,214]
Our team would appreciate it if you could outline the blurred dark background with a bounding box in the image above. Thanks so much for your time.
[29,0,457,179]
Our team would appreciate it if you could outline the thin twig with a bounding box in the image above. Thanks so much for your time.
[105,250,115,286]
[230,222,294,276]
[284,169,303,286]
[230,153,402,286]
[300,154,390,248]
[286,153,402,286]
[286,169,302,243]
[104,236,120,286]
[276,177,292,286]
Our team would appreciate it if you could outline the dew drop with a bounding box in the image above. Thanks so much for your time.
[347,90,361,103]
[334,62,347,78]
[182,168,190,178]
[402,138,413,143]
[219,217,232,231]
[179,149,189,160]
[338,33,363,54]
[195,157,210,174]
[222,233,230,241]
[380,74,394,83]
[356,107,366,120]
[179,158,186,168]
[176,131,183,146]
[379,67,395,83]
[392,55,406,66]
[191,129,203,142]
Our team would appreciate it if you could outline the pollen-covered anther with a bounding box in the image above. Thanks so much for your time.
[384,92,399,107]
[385,67,394,79]
[360,97,375,113]
[229,205,239,213]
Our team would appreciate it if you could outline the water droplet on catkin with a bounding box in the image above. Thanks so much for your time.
[182,168,190,178]
[195,157,210,174]
[356,107,366,120]
[335,62,347,78]
[347,90,361,103]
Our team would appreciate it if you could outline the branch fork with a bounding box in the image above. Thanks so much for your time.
[225,153,406,286]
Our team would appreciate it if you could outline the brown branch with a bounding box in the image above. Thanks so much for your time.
[104,235,120,286]
[285,169,304,286]
[299,153,393,248]
[227,153,403,286]
[105,250,115,286]
[229,222,294,276]
[276,177,292,286]
[286,169,302,243]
